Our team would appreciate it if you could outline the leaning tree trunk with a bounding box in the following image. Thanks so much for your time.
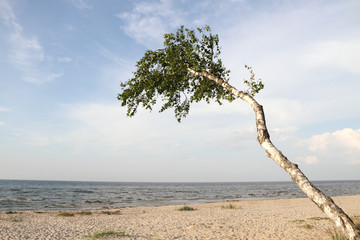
[187,68,360,240]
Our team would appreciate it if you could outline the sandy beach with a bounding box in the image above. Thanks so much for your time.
[0,195,359,240]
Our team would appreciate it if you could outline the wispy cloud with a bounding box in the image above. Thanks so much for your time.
[97,44,129,66]
[0,0,15,25]
[70,0,92,10]
[116,0,245,48]
[0,0,62,84]
[95,44,134,91]
[116,0,185,47]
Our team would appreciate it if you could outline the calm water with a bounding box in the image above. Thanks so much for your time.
[0,180,359,211]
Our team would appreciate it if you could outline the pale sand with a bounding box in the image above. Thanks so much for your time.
[0,195,359,240]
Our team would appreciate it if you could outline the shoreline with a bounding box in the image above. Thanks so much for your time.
[0,194,356,212]
[1,195,359,239]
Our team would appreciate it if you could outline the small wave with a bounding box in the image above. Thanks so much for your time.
[17,197,45,201]
[48,203,77,209]
[0,198,45,202]
[85,200,103,204]
[73,190,95,194]
[9,189,21,192]
[175,190,200,194]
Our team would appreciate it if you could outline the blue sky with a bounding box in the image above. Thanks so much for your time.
[0,0,359,182]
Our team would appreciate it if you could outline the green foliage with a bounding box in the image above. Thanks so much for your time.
[57,212,75,217]
[301,223,314,229]
[33,211,45,214]
[178,205,196,211]
[77,210,92,215]
[88,230,128,239]
[118,25,239,122]
[100,210,121,215]
[244,65,264,97]
[289,219,305,223]
[5,211,18,214]
[327,229,349,240]
[11,218,22,223]
[327,219,360,240]
[307,217,330,221]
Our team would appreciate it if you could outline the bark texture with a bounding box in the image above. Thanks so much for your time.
[187,67,360,240]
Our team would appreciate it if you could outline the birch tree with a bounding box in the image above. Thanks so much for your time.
[118,26,360,239]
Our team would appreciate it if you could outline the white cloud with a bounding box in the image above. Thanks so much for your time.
[269,126,298,142]
[260,98,305,128]
[116,0,248,48]
[52,101,258,157]
[0,0,62,84]
[0,0,15,26]
[299,128,360,165]
[271,127,298,134]
[218,0,360,110]
[307,132,331,152]
[116,0,184,47]
[0,122,5,126]
[60,103,166,150]
[70,0,92,10]
[10,104,140,150]
[332,128,360,151]
[190,100,251,117]
[305,128,360,152]
[298,40,360,74]
[222,126,257,149]
[305,156,319,164]
[297,156,319,165]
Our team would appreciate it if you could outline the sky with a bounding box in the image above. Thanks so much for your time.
[0,0,359,182]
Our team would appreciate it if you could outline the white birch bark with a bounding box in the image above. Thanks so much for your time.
[187,67,360,240]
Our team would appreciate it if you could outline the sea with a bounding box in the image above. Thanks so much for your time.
[0,180,359,212]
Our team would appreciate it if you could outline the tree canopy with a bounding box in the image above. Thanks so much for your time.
[118,26,263,122]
